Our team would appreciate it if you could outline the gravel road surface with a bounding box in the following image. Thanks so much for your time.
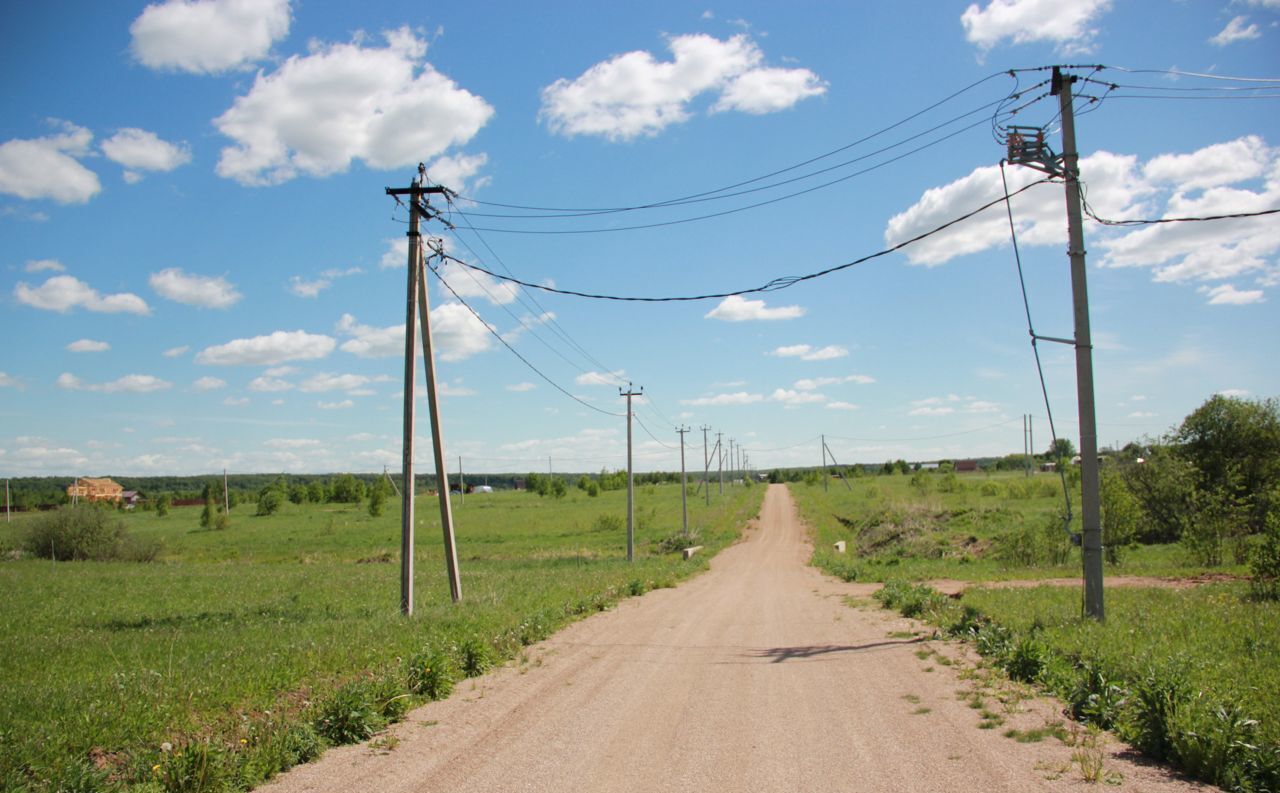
[262,484,1209,792]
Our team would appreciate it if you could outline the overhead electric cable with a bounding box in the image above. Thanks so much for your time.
[426,258,624,418]
[1079,183,1280,225]
[443,176,1054,303]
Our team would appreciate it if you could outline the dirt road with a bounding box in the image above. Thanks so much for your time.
[263,485,1207,792]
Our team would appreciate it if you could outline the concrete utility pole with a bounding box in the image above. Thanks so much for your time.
[458,456,464,506]
[716,432,724,495]
[621,383,643,561]
[1008,68,1103,619]
[822,434,829,492]
[677,426,690,537]
[1054,67,1105,621]
[387,166,462,612]
[701,426,711,507]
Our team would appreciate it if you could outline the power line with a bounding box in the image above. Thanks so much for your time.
[425,260,625,418]
[1079,183,1280,226]
[442,176,1054,302]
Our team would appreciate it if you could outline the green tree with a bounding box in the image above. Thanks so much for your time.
[1047,437,1077,460]
[1121,445,1196,543]
[368,479,387,517]
[1174,395,1280,532]
[199,479,217,529]
[256,487,284,516]
[550,477,568,499]
[330,474,365,503]
[307,480,328,503]
[155,493,171,518]
[288,483,308,505]
[1099,468,1141,564]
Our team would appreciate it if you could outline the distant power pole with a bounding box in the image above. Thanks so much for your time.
[386,165,462,612]
[222,468,229,515]
[621,383,643,561]
[716,432,724,495]
[1007,66,1103,620]
[676,426,690,537]
[701,426,712,507]
[822,434,829,492]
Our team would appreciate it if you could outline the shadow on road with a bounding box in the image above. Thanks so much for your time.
[751,637,925,663]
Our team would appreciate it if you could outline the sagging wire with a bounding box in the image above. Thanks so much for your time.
[999,161,1076,540]
[439,177,1054,303]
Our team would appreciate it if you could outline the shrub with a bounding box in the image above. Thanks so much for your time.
[654,527,700,554]
[155,493,171,518]
[256,487,284,517]
[23,504,160,562]
[1249,505,1280,601]
[1099,468,1141,564]
[994,513,1073,567]
[1183,485,1250,566]
[406,647,456,700]
[314,680,387,745]
[456,637,494,678]
[592,513,623,533]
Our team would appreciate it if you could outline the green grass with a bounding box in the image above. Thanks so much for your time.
[873,579,1280,791]
[0,484,762,791]
[789,473,1249,582]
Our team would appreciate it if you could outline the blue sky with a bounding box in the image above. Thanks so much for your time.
[2,0,1278,478]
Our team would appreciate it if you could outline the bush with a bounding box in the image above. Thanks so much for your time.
[406,647,456,700]
[456,637,494,678]
[314,678,396,745]
[994,513,1073,567]
[1099,468,1141,564]
[592,513,623,533]
[23,504,160,562]
[1183,485,1250,566]
[654,527,700,554]
[256,487,284,517]
[1249,505,1280,601]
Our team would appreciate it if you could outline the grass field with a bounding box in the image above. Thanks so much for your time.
[0,483,763,792]
[788,470,1249,582]
[794,472,1279,791]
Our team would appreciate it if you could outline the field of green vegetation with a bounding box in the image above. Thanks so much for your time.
[785,407,1279,793]
[790,470,1245,583]
[0,483,763,792]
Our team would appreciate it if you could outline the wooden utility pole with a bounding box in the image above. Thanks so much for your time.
[676,425,690,537]
[621,383,643,561]
[387,166,462,612]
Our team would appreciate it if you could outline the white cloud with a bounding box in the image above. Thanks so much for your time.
[1200,284,1265,305]
[1218,388,1252,397]
[575,370,627,387]
[706,295,805,321]
[438,382,476,397]
[336,307,493,362]
[101,128,191,182]
[1128,411,1156,419]
[196,330,335,365]
[264,365,299,377]
[67,339,110,353]
[289,276,330,298]
[961,0,1111,54]
[436,255,521,305]
[506,382,537,392]
[248,376,293,392]
[909,406,956,416]
[24,259,64,273]
[380,238,408,270]
[57,372,172,393]
[224,396,250,406]
[149,268,242,308]
[192,376,226,391]
[0,372,21,389]
[1210,16,1261,46]
[130,0,291,74]
[163,345,189,358]
[540,33,824,141]
[966,400,1001,414]
[300,373,370,392]
[426,152,489,194]
[770,388,826,407]
[794,374,874,390]
[768,344,849,361]
[14,275,150,315]
[0,121,100,204]
[215,27,493,185]
[826,401,859,410]
[317,399,355,410]
[679,392,764,406]
[888,136,1280,302]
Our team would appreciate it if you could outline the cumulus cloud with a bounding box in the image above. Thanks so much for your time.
[289,276,329,298]
[192,376,226,391]
[679,391,764,406]
[163,345,190,358]
[506,382,537,392]
[961,0,1111,54]
[705,295,805,321]
[768,344,849,361]
[300,373,370,392]
[24,259,64,273]
[67,339,110,353]
[575,370,627,387]
[0,121,101,204]
[540,33,825,141]
[101,128,191,182]
[150,268,242,308]
[794,374,874,390]
[214,27,493,185]
[317,399,355,410]
[0,372,22,389]
[57,372,173,393]
[886,135,1280,303]
[336,306,493,362]
[224,396,250,406]
[1210,16,1261,46]
[248,376,293,392]
[1200,284,1264,305]
[196,330,335,365]
[130,0,291,74]
[826,401,859,410]
[770,388,826,407]
[14,275,150,315]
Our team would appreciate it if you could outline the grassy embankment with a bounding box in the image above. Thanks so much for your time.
[788,474,1277,791]
[0,483,762,792]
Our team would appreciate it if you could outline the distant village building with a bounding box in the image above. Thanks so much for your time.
[954,459,979,473]
[67,477,124,503]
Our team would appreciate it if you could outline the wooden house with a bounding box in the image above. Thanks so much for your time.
[66,477,124,503]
